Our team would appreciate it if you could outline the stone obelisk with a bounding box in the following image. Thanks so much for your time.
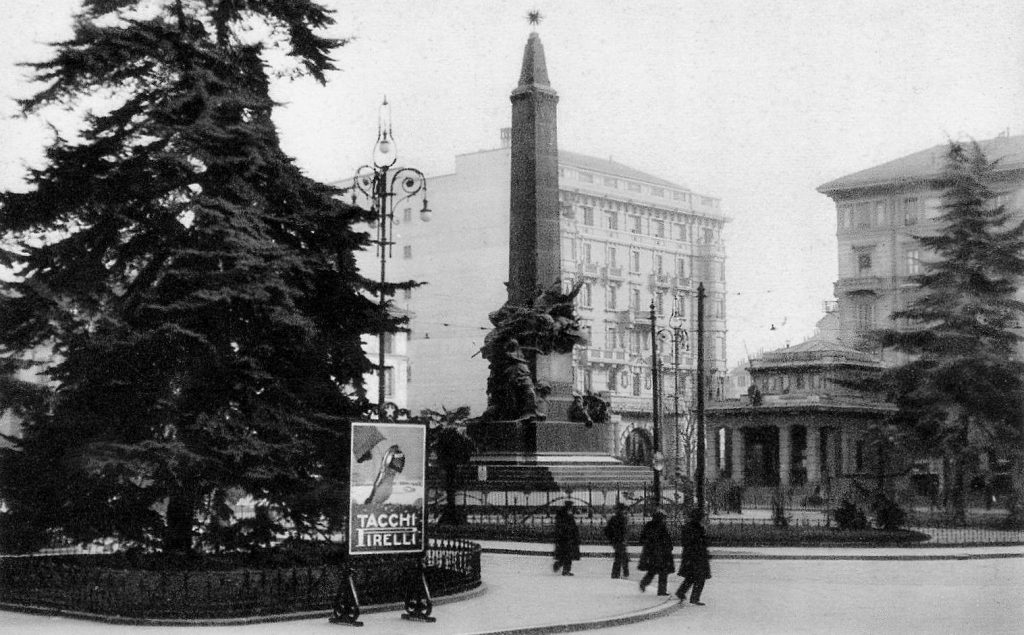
[505,31,607,453]
[508,31,576,424]
[508,31,560,310]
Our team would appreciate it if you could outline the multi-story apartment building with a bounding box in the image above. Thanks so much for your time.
[817,134,1024,355]
[362,135,728,464]
[816,134,1024,496]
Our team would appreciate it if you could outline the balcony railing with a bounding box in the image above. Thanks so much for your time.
[834,276,888,293]
[604,265,625,279]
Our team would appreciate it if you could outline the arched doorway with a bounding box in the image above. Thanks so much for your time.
[623,427,654,466]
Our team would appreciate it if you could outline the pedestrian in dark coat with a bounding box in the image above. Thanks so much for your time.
[675,509,711,605]
[637,509,674,595]
[604,503,630,578]
[553,500,581,576]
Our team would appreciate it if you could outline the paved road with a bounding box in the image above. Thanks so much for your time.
[592,557,1024,634]
[3,553,1021,634]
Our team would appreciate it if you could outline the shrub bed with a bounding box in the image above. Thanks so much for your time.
[432,521,929,547]
[0,538,480,621]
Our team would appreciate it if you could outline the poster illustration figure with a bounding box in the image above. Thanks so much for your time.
[349,422,426,555]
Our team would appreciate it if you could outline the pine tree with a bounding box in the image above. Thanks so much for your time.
[0,1,393,553]
[876,141,1024,522]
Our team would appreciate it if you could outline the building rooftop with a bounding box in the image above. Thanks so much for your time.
[817,134,1024,194]
[559,150,689,192]
[749,332,881,369]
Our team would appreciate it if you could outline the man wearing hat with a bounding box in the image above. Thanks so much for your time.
[604,502,630,578]
[637,508,674,595]
[675,508,711,605]
[552,500,581,576]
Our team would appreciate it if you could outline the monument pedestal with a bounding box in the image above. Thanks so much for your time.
[467,418,611,454]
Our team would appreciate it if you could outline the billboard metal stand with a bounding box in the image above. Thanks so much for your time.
[401,556,436,622]
[329,561,363,627]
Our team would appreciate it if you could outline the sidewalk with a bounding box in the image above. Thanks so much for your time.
[0,553,679,635]
[2,543,1021,634]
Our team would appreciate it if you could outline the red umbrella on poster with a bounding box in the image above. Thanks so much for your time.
[348,421,427,555]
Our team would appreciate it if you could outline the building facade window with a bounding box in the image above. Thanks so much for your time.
[654,220,665,237]
[580,283,592,307]
[608,247,618,268]
[579,172,594,183]
[630,250,641,272]
[857,252,872,273]
[630,288,641,311]
[582,206,594,226]
[630,215,642,233]
[905,248,920,275]
[608,369,617,391]
[854,301,875,331]
[677,258,686,279]
[608,286,618,310]
[855,202,871,228]
[583,243,592,263]
[656,292,665,315]
[838,204,852,230]
[628,182,641,193]
[633,373,641,396]
[384,367,395,397]
[901,197,919,225]
[651,186,665,197]
[673,294,685,318]
[605,211,618,230]
[403,245,412,259]
[874,201,887,226]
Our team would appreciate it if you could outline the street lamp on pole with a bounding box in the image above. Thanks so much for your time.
[649,301,663,507]
[656,302,689,498]
[350,97,431,421]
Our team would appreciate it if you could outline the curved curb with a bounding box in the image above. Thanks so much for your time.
[481,546,1024,561]
[0,582,487,627]
[466,596,682,635]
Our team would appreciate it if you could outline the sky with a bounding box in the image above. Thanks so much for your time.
[1,0,1023,367]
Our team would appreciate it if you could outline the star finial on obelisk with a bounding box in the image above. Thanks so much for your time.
[527,10,543,31]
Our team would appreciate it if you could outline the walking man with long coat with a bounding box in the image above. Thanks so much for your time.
[637,509,674,595]
[676,508,711,605]
[553,500,581,576]
[604,503,630,578]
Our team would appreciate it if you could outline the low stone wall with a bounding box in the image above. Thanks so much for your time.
[0,538,480,621]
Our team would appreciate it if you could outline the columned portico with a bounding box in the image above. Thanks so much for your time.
[778,423,792,487]
[806,425,821,483]
[825,428,839,477]
[706,425,720,479]
[730,426,745,484]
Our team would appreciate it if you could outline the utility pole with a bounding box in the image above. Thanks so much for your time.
[695,283,706,514]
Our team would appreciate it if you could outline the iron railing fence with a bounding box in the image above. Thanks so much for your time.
[426,485,1024,546]
[0,537,480,620]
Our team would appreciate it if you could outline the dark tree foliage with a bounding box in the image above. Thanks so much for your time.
[0,1,396,553]
[873,141,1024,522]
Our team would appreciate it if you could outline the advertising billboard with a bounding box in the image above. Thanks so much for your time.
[348,421,426,555]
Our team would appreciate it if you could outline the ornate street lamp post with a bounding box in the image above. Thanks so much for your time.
[656,302,689,500]
[349,98,431,420]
